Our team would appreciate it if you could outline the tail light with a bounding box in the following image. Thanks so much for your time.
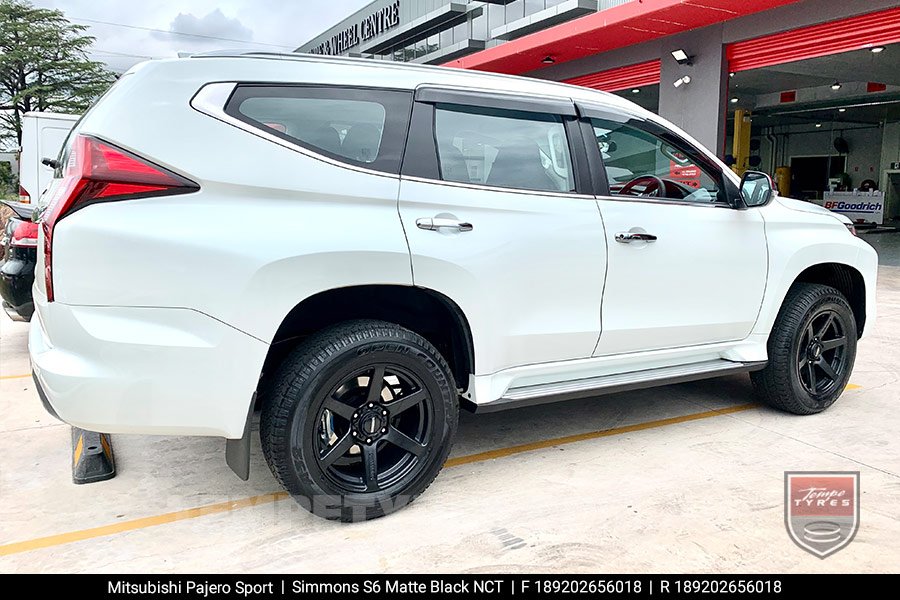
[41,135,199,301]
[18,185,30,204]
[11,221,39,248]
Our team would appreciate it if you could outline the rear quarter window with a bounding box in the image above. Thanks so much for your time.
[225,85,412,175]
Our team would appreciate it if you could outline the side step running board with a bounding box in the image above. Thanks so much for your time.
[474,360,766,413]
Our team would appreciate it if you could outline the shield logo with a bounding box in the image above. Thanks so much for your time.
[785,471,859,558]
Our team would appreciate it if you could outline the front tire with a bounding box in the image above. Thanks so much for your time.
[260,320,458,522]
[751,283,857,415]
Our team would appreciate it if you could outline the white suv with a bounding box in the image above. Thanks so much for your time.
[30,53,877,521]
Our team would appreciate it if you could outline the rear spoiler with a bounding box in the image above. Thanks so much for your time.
[0,199,37,222]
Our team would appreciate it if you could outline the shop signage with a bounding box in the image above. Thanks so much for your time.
[815,191,884,225]
[309,1,401,56]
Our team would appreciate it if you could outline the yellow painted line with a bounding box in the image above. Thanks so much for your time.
[0,374,31,380]
[445,403,756,467]
[0,402,757,557]
[845,383,862,390]
[0,493,287,557]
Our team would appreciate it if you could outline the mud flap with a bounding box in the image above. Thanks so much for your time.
[226,398,254,481]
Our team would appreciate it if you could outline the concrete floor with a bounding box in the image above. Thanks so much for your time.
[1,241,898,573]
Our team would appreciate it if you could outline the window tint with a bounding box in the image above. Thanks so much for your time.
[226,86,412,174]
[434,104,574,193]
[591,117,723,204]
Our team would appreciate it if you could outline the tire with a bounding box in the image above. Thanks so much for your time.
[751,283,857,415]
[259,319,458,522]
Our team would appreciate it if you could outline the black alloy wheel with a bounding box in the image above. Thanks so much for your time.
[751,283,857,415]
[260,320,458,521]
[308,363,434,494]
[796,308,850,399]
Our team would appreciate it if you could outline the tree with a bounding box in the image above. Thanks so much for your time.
[0,0,114,147]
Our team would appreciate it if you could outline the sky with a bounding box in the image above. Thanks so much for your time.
[32,0,371,73]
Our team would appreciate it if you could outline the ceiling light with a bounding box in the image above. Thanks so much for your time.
[831,82,842,90]
[838,108,847,113]
[730,97,739,104]
[729,72,735,78]
[671,49,692,65]
[815,123,822,128]
[871,46,885,53]
[541,56,555,64]
[631,88,640,94]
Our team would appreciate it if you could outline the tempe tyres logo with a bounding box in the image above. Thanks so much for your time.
[785,471,859,558]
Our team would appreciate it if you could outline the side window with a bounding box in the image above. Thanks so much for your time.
[590,117,724,204]
[225,85,412,174]
[434,104,575,194]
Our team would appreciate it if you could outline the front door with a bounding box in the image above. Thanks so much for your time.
[584,111,768,356]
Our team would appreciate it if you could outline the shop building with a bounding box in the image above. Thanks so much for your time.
[298,0,900,224]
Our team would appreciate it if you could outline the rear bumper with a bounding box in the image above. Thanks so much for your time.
[32,372,60,420]
[29,295,269,438]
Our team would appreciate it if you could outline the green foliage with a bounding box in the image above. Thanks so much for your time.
[0,159,16,194]
[0,0,114,147]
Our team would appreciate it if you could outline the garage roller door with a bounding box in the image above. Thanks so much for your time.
[564,60,661,93]
[728,6,900,72]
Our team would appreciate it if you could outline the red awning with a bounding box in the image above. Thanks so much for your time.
[444,0,804,74]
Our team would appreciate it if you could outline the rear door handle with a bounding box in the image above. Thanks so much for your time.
[615,232,657,243]
[416,218,474,232]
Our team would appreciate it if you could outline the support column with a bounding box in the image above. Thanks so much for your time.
[657,25,729,156]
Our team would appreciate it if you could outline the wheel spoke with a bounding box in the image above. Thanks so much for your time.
[385,429,426,457]
[822,336,846,351]
[816,313,835,339]
[817,358,839,381]
[807,362,817,392]
[384,389,427,415]
[804,323,814,346]
[362,444,379,491]
[366,365,386,404]
[323,397,356,421]
[319,432,354,467]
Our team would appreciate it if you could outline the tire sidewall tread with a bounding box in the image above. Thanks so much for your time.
[752,283,857,415]
[259,319,458,522]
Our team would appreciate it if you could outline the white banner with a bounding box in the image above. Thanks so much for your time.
[815,191,884,225]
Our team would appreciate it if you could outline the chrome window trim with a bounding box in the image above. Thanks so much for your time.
[189,82,399,180]
[402,174,594,200]
[595,194,735,209]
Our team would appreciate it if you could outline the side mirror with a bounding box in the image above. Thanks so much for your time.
[739,171,776,207]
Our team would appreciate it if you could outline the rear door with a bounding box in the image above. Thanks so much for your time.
[398,88,607,375]
[580,105,768,355]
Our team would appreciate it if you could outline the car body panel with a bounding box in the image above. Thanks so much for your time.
[593,198,767,355]
[29,54,877,435]
[1,202,38,320]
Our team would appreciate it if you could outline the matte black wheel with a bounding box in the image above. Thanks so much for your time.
[260,320,458,521]
[751,283,857,415]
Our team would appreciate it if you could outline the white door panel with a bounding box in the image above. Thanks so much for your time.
[399,179,606,374]
[594,199,767,355]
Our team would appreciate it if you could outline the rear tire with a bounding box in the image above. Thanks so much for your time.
[259,319,458,522]
[751,283,857,415]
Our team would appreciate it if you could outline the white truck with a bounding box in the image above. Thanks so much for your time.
[18,112,79,204]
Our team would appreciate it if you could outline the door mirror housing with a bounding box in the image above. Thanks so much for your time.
[739,171,776,207]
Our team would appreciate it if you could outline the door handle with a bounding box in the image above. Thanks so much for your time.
[615,232,657,243]
[416,218,474,232]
